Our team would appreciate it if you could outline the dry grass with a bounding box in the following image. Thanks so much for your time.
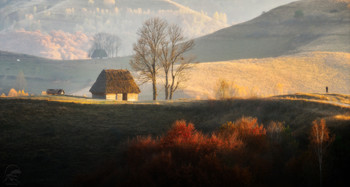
[275,93,350,106]
[1,94,349,186]
[181,52,350,99]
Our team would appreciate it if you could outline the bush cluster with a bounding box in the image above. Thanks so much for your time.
[76,117,335,187]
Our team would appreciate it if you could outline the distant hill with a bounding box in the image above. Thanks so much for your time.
[0,0,227,59]
[173,0,296,24]
[0,50,131,95]
[190,0,350,62]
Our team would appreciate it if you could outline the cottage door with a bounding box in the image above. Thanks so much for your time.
[123,93,127,101]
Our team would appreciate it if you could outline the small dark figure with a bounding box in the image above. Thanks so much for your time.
[326,86,328,93]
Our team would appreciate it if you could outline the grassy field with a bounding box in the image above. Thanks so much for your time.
[0,94,350,186]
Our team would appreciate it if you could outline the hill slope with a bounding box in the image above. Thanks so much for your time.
[182,52,350,99]
[190,0,350,62]
[0,0,227,59]
[173,0,296,24]
[1,51,349,99]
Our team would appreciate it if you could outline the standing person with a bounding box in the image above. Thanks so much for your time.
[326,86,328,93]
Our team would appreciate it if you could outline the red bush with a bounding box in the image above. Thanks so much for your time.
[119,120,249,186]
[76,119,272,186]
[161,120,198,145]
[219,117,267,150]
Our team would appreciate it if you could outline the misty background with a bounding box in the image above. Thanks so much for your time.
[0,0,295,59]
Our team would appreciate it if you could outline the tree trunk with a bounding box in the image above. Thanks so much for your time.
[152,76,157,100]
[164,71,169,100]
[169,74,175,100]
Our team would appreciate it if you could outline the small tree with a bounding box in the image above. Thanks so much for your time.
[15,71,27,91]
[215,79,236,99]
[88,32,121,58]
[160,24,195,100]
[310,119,334,187]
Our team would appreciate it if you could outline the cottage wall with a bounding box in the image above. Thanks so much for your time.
[92,94,106,99]
[117,93,123,101]
[106,94,117,100]
[127,93,138,101]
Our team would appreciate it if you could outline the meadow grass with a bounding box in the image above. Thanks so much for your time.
[0,94,349,186]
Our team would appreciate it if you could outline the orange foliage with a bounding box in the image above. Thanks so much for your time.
[161,120,197,145]
[220,117,266,138]
[76,118,339,186]
[7,88,18,97]
[310,119,332,146]
[219,117,267,150]
[120,120,250,186]
[7,88,29,97]
[310,119,334,187]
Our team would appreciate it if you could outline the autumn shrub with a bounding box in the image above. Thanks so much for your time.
[106,120,251,186]
[6,88,29,97]
[220,117,267,150]
[7,88,18,97]
[76,118,332,186]
[161,120,198,146]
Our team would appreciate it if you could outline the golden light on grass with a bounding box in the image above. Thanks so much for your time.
[332,115,350,120]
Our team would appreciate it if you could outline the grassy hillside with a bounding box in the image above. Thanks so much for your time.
[182,52,350,98]
[190,0,350,62]
[1,51,349,99]
[0,94,349,186]
[173,0,295,24]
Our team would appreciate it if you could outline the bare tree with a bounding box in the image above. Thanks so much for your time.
[160,24,195,100]
[310,119,334,187]
[130,18,168,100]
[88,32,121,58]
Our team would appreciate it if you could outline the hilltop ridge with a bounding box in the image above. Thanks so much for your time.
[190,0,350,62]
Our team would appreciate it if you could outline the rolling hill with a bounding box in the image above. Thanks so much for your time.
[1,50,349,99]
[173,0,296,24]
[135,51,350,100]
[0,0,227,59]
[190,0,350,62]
